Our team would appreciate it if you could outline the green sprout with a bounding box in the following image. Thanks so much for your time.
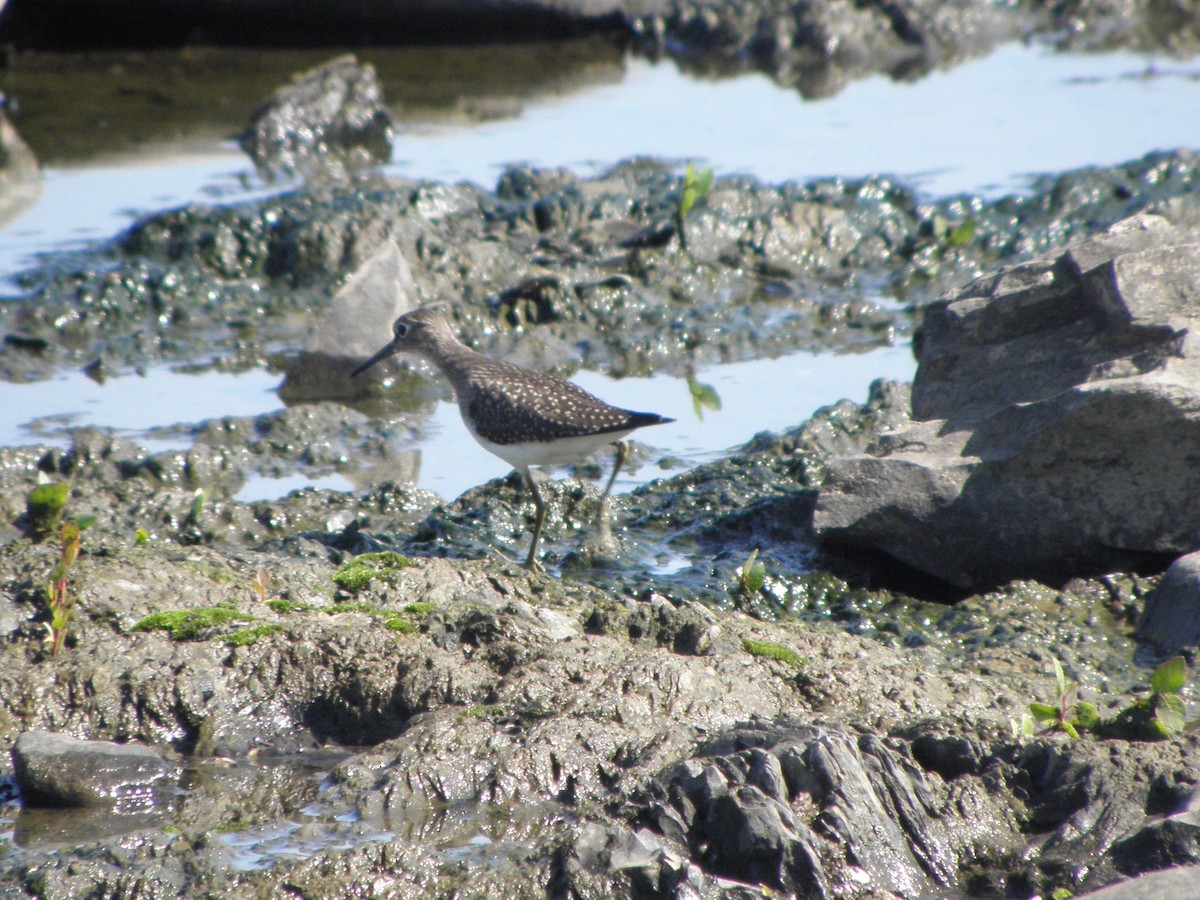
[737,549,766,594]
[676,161,714,251]
[687,374,721,420]
[1101,657,1190,740]
[1025,658,1100,740]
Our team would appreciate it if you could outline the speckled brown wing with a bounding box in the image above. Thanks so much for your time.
[463,358,666,446]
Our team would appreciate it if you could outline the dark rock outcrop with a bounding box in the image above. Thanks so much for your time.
[815,213,1200,591]
[239,55,393,181]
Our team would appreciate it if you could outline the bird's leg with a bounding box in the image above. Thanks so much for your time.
[523,469,547,572]
[595,440,628,538]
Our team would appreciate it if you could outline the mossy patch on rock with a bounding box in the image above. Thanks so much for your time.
[227,623,286,647]
[25,482,70,541]
[332,551,411,592]
[132,607,255,641]
[325,601,424,634]
[742,638,806,669]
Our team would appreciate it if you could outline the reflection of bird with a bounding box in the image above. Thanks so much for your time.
[353,308,674,570]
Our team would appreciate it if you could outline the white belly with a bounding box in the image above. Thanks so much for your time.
[465,419,632,471]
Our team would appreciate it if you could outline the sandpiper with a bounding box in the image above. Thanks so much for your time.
[352,308,673,569]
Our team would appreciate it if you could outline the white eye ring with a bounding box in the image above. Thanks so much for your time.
[395,322,410,338]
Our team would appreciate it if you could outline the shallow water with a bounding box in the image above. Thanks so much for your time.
[0,42,1196,501]
[0,344,915,501]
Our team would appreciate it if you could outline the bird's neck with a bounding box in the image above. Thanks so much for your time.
[420,333,488,396]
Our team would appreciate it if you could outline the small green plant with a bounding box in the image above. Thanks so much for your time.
[227,623,285,648]
[687,374,721,420]
[1025,658,1100,740]
[332,551,411,592]
[676,161,714,251]
[132,608,254,641]
[737,549,766,594]
[43,514,97,656]
[742,638,806,670]
[188,489,206,524]
[1050,888,1073,900]
[1101,657,1189,740]
[134,528,150,545]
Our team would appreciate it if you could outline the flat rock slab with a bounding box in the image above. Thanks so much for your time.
[12,730,169,808]
[815,213,1200,591]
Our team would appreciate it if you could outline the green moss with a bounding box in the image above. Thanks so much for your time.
[133,608,254,641]
[383,616,417,634]
[742,638,806,670]
[332,552,411,592]
[26,482,70,540]
[326,602,383,616]
[325,602,421,635]
[402,602,437,617]
[266,599,313,614]
[458,704,507,722]
[227,624,286,647]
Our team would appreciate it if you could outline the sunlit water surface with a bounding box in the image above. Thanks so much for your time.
[1,43,1196,499]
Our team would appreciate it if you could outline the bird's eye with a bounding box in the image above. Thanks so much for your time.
[395,322,409,338]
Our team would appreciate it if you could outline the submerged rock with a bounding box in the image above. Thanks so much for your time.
[279,240,418,401]
[815,213,1200,591]
[11,730,169,808]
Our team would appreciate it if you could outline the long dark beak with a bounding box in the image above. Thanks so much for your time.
[351,341,399,378]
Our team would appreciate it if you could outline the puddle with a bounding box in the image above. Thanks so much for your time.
[0,365,283,451]
[0,344,914,502]
[388,44,1200,198]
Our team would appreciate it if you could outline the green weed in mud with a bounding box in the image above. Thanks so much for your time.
[737,549,767,595]
[741,638,806,670]
[1025,658,1099,740]
[1099,656,1190,740]
[675,161,714,251]
[687,374,721,420]
[332,551,411,592]
[1023,656,1192,741]
[28,481,98,656]
[43,515,97,657]
[133,608,255,641]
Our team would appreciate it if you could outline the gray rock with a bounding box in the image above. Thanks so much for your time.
[239,55,393,180]
[279,240,418,401]
[1077,865,1200,899]
[815,213,1200,590]
[11,731,169,808]
[1137,551,1200,653]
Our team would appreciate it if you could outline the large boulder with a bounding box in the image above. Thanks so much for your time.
[815,213,1200,591]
